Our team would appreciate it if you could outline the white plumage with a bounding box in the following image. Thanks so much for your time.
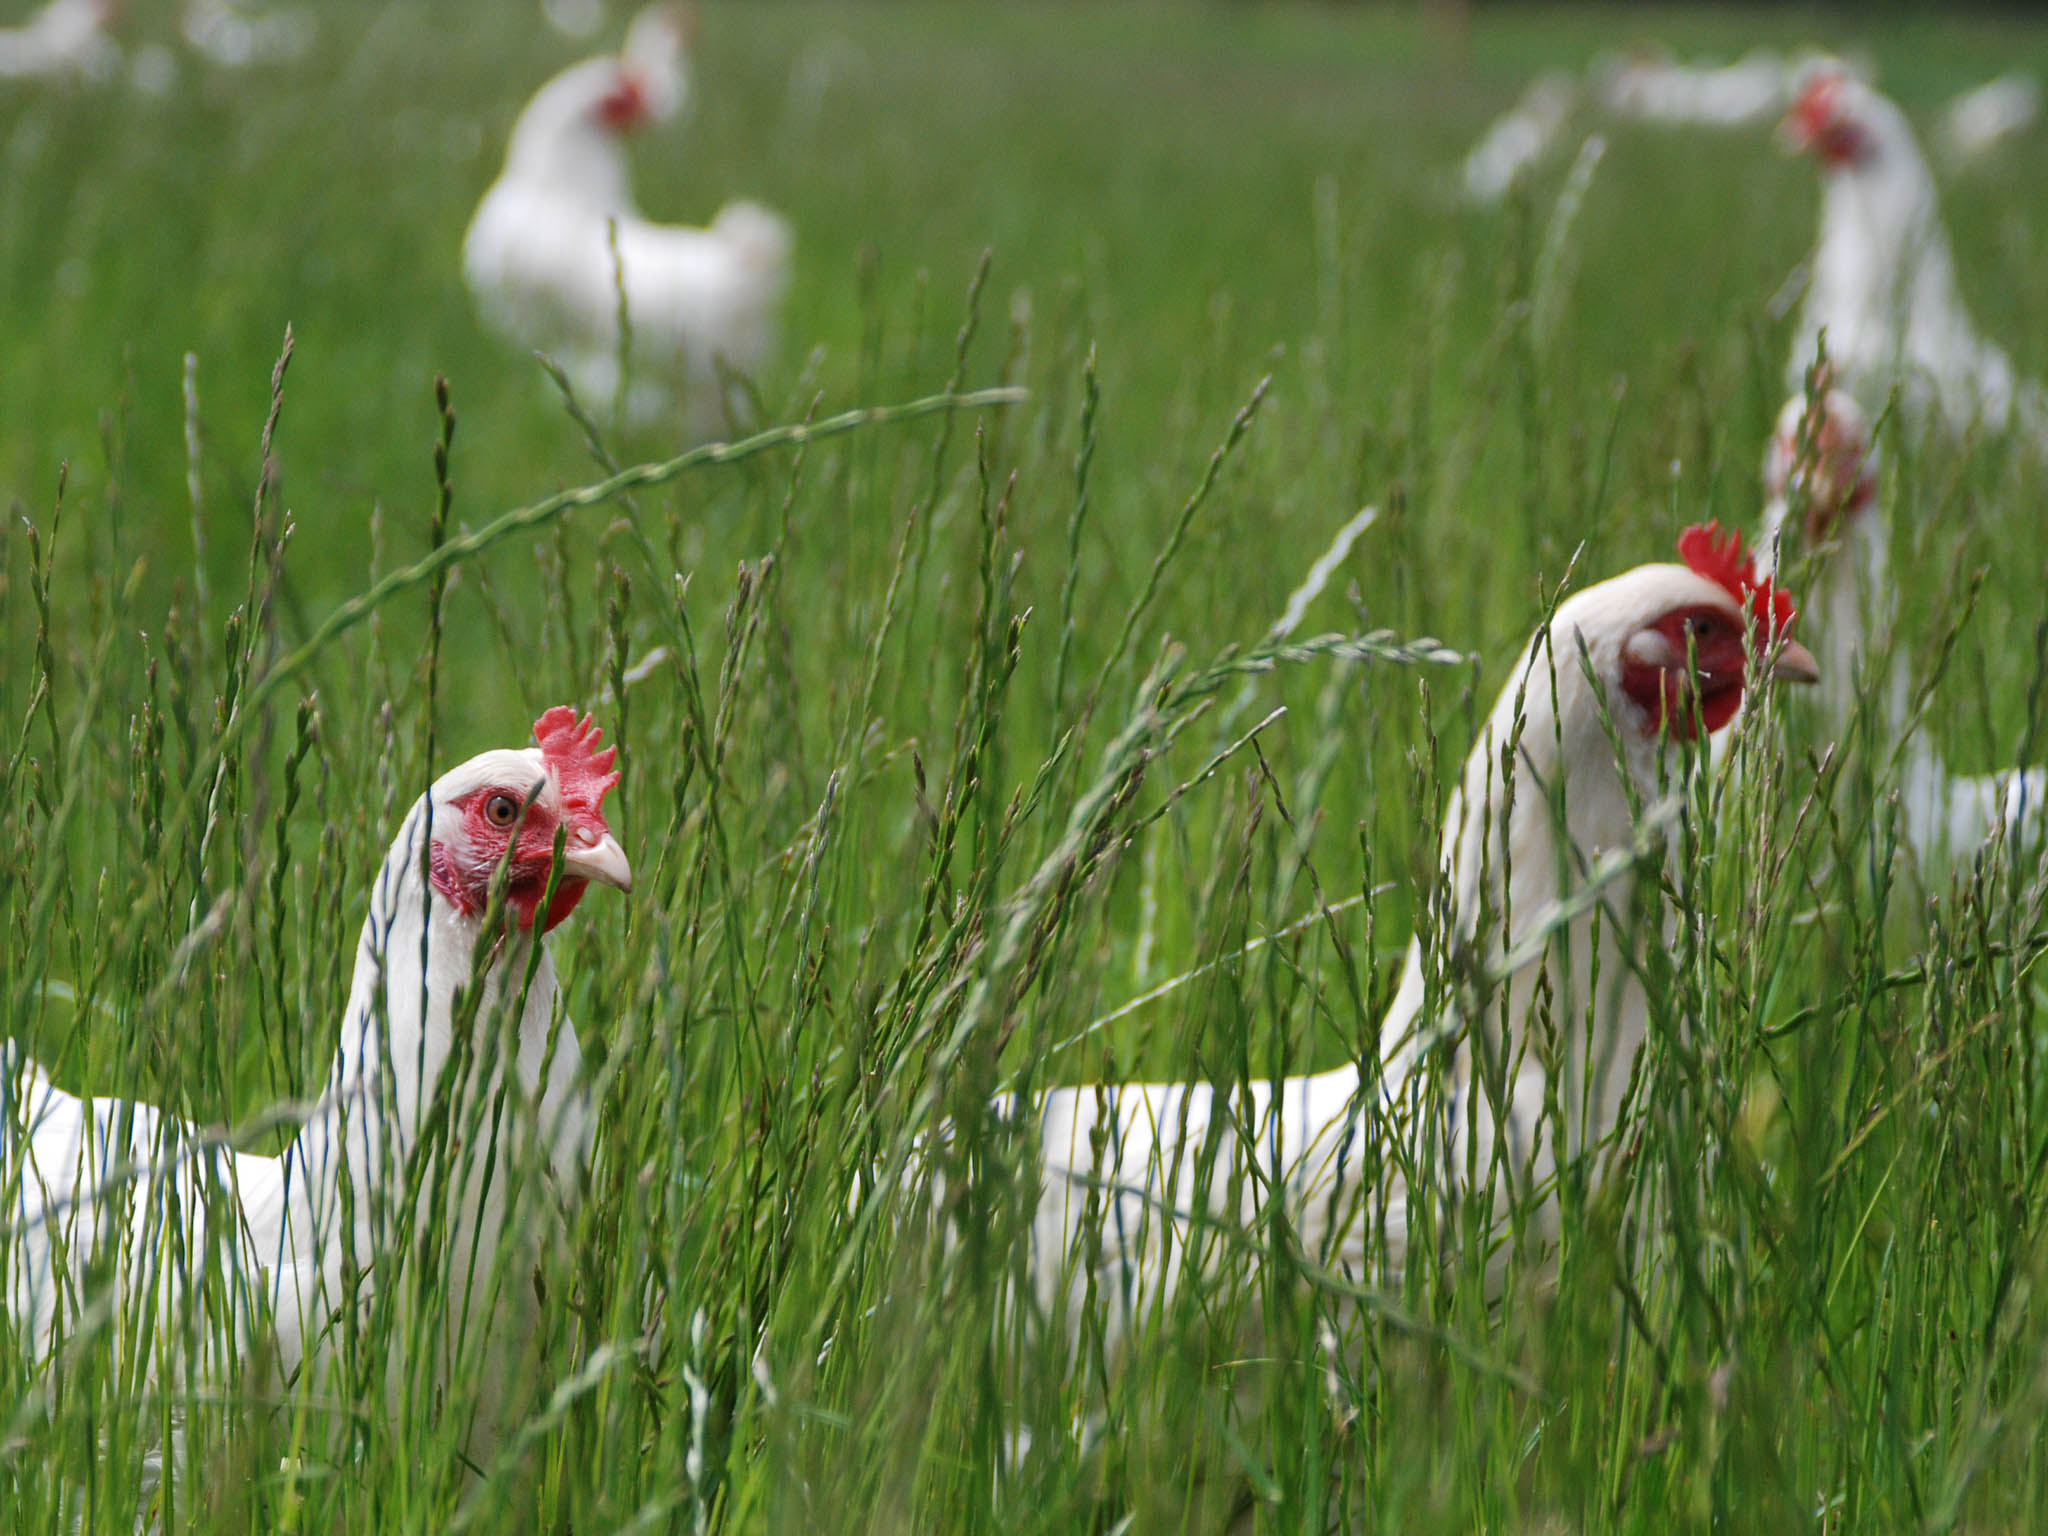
[1594,45,1792,126]
[1004,546,1817,1347]
[0,0,117,82]
[3,709,630,1459]
[1758,386,1890,731]
[1940,73,2040,163]
[1460,71,1577,205]
[542,0,608,41]
[1900,752,2048,859]
[1758,388,2045,858]
[1782,61,2048,448]
[464,5,792,430]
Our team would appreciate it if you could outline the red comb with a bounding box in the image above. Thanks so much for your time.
[533,707,621,825]
[1791,67,1843,133]
[1784,67,1865,165]
[1677,521,1798,640]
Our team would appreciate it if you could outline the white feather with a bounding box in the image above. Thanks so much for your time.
[1940,74,2040,163]
[1461,72,1578,206]
[1757,388,2045,859]
[1594,46,1792,126]
[0,0,117,82]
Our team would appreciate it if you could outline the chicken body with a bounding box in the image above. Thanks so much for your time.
[1461,72,1577,204]
[1785,63,2047,447]
[0,0,116,81]
[1758,388,1892,730]
[463,7,791,430]
[1759,389,2044,857]
[2,711,630,1459]
[1009,553,1816,1346]
[1940,74,2040,163]
[1595,47,1791,126]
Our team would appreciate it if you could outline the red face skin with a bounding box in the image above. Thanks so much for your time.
[595,71,650,133]
[428,784,598,935]
[1620,605,1755,741]
[1789,77,1868,168]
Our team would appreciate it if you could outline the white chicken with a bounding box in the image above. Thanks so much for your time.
[1758,387,2045,856]
[0,0,117,82]
[463,4,792,431]
[1593,45,1791,127]
[1781,60,2048,449]
[1002,532,1817,1347]
[1940,73,2040,163]
[1758,385,1889,729]
[3,707,631,1458]
[1460,71,1578,205]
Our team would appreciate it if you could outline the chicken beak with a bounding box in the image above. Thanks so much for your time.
[1773,110,1812,155]
[563,830,634,893]
[1770,638,1821,686]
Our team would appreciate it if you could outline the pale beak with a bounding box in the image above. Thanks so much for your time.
[1773,112,1811,155]
[562,830,634,893]
[1770,638,1821,686]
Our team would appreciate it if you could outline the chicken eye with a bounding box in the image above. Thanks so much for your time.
[483,792,521,829]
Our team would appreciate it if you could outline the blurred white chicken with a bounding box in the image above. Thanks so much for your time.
[3,708,630,1457]
[464,4,792,431]
[542,0,607,41]
[1758,387,2045,856]
[1781,60,2048,449]
[1758,385,1891,730]
[0,0,117,82]
[1461,71,1577,205]
[1004,531,1816,1346]
[1940,73,2040,163]
[1594,45,1791,126]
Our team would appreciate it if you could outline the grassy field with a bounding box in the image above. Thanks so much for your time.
[6,0,2048,1529]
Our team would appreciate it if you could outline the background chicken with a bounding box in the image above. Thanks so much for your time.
[1759,388,2045,857]
[3,708,630,1460]
[1460,71,1578,205]
[1781,60,2048,450]
[0,0,117,82]
[1593,45,1792,126]
[990,531,1815,1351]
[1940,72,2041,163]
[463,4,792,433]
[1758,384,1889,730]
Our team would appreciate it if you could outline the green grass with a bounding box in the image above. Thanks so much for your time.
[6,0,2048,1529]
